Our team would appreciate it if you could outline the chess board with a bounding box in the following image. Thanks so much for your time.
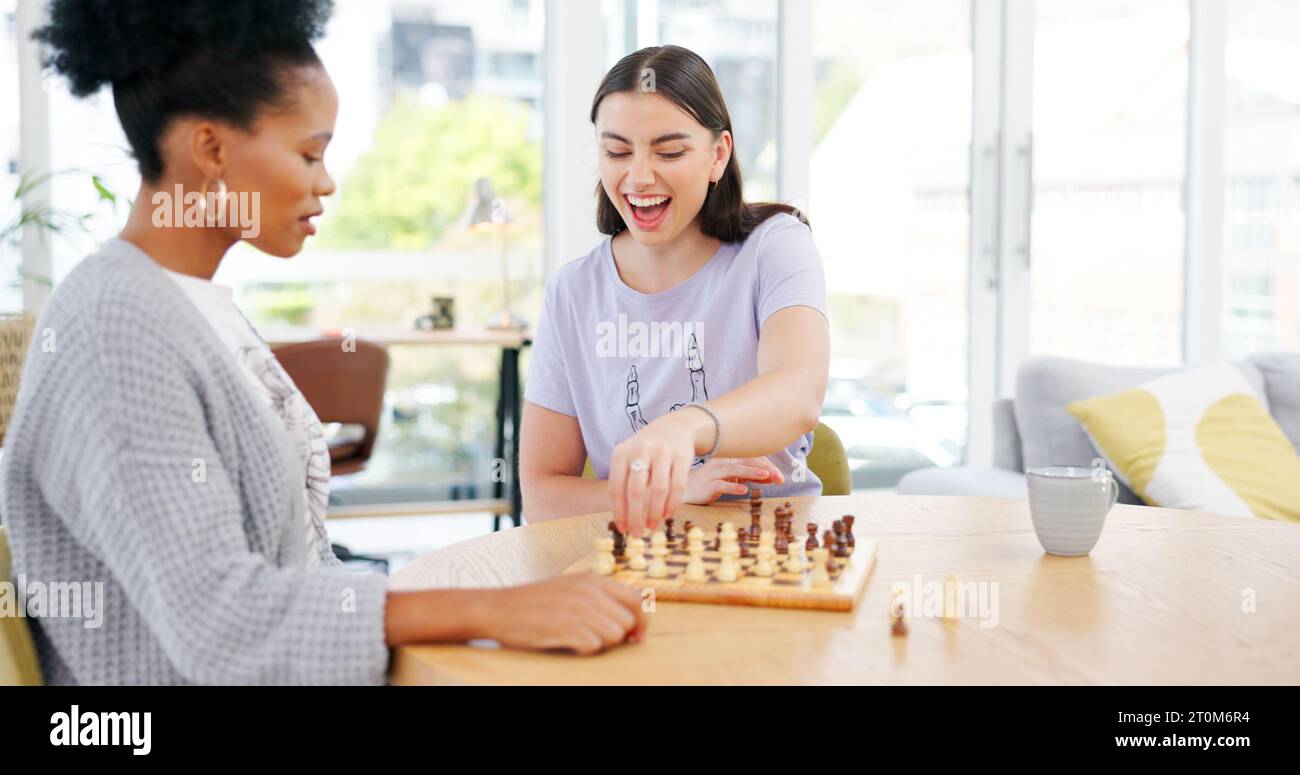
[563,516,877,612]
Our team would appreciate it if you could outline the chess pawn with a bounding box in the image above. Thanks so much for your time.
[592,536,616,576]
[664,517,676,542]
[842,515,856,553]
[784,542,806,574]
[810,548,831,587]
[647,531,669,578]
[687,525,705,551]
[626,536,647,570]
[720,521,738,543]
[806,523,819,550]
[684,544,708,582]
[753,545,775,577]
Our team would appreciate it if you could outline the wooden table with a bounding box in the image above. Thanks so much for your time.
[264,326,531,529]
[387,495,1300,685]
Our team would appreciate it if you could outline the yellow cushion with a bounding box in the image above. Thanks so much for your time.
[809,422,851,496]
[0,526,44,685]
[1066,363,1300,523]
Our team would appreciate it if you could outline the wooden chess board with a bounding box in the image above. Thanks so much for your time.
[563,517,877,612]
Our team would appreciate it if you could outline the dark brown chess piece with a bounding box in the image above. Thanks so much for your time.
[806,523,819,550]
[823,530,837,570]
[842,515,856,551]
[750,511,761,538]
[775,532,788,555]
[608,521,625,557]
[664,517,676,542]
[737,528,749,558]
[715,523,723,551]
[832,520,848,558]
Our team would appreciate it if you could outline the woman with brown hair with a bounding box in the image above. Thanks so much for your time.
[522,46,831,536]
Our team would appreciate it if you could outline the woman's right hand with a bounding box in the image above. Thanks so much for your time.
[480,574,648,655]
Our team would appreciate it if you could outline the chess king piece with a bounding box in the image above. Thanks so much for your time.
[626,536,647,570]
[592,536,616,576]
[647,531,669,578]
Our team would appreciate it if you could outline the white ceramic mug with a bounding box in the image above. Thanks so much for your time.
[1026,461,1119,556]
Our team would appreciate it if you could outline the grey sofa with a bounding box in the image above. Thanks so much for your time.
[897,353,1300,504]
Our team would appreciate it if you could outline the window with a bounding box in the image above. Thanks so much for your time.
[1,0,19,312]
[1029,0,1189,367]
[608,0,780,200]
[1221,0,1300,357]
[217,0,546,508]
[810,0,971,489]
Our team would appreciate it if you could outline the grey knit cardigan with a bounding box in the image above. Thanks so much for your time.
[1,238,390,684]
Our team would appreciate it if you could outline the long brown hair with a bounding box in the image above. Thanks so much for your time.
[590,45,807,243]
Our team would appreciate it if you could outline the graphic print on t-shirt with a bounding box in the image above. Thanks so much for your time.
[237,345,332,565]
[622,331,710,435]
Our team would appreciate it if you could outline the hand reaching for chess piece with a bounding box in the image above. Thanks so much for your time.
[609,408,788,536]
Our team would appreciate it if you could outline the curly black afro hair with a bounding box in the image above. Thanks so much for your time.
[35,0,335,180]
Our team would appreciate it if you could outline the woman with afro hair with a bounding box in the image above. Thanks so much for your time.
[1,0,645,685]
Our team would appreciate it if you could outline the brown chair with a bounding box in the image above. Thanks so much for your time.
[272,338,390,475]
[273,338,390,571]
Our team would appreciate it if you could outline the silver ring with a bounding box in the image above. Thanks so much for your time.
[630,459,648,473]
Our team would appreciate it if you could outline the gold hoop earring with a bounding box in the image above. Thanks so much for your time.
[198,178,229,222]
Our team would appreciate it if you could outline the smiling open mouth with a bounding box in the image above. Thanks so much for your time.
[625,194,672,230]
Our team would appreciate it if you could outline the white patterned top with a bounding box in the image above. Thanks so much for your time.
[162,268,332,566]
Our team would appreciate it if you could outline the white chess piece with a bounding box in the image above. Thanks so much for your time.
[626,536,647,570]
[684,541,707,582]
[592,536,616,576]
[810,547,831,587]
[784,542,806,574]
[716,539,739,582]
[647,531,669,578]
[687,526,705,551]
[753,543,775,577]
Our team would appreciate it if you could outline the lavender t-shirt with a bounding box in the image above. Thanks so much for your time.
[525,213,828,501]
